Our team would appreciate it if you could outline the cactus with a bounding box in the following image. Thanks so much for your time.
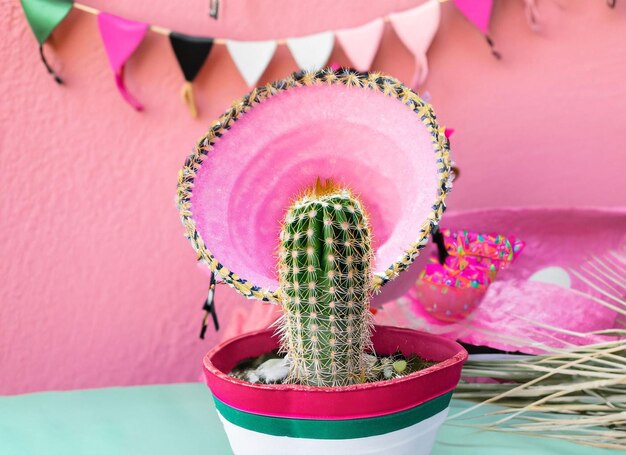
[277,179,374,386]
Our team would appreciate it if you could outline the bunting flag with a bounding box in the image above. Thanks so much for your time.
[389,0,441,89]
[226,40,277,87]
[286,32,335,72]
[97,13,148,111]
[335,18,384,72]
[170,32,214,117]
[23,0,601,113]
[452,0,501,58]
[20,0,73,84]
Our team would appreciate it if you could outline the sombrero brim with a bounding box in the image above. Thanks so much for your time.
[381,208,626,353]
[177,69,451,303]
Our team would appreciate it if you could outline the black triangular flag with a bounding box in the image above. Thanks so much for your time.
[169,32,214,82]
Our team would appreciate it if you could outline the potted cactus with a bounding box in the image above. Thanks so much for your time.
[177,69,467,454]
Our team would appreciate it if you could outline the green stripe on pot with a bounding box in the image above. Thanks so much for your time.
[213,392,452,440]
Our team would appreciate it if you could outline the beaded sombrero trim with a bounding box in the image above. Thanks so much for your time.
[177,68,452,303]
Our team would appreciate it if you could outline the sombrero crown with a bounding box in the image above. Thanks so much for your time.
[177,69,452,304]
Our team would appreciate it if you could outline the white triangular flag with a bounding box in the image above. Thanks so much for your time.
[226,40,277,87]
[335,18,384,72]
[286,31,334,71]
[389,0,440,88]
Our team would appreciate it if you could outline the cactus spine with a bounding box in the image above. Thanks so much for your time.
[277,180,374,386]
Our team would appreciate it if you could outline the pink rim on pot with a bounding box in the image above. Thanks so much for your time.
[204,325,467,420]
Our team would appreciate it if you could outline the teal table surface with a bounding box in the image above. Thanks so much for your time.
[0,383,614,454]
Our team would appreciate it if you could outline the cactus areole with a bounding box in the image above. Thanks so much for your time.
[277,180,374,386]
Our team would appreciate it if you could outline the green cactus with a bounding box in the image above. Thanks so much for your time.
[277,180,374,386]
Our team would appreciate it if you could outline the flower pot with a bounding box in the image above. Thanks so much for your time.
[203,325,467,455]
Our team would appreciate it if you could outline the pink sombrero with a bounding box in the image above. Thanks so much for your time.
[377,208,626,354]
[177,69,452,304]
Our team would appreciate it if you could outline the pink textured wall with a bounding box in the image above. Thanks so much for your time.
[1,0,625,395]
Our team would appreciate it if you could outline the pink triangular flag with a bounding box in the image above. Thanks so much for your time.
[453,0,500,58]
[453,0,493,35]
[389,0,440,88]
[97,13,148,111]
[335,18,384,72]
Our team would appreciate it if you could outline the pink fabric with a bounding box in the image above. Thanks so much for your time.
[190,82,440,297]
[376,208,626,354]
[452,0,493,35]
[205,326,466,419]
[389,0,440,88]
[335,18,385,72]
[97,13,148,110]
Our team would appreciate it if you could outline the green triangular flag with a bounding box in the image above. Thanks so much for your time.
[20,0,73,84]
[21,0,73,44]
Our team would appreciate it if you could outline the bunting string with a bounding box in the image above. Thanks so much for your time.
[21,0,617,115]
[67,0,463,113]
[524,0,541,32]
[74,2,451,44]
[181,81,198,118]
[39,45,64,84]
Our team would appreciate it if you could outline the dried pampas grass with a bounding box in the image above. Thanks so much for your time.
[449,248,626,450]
